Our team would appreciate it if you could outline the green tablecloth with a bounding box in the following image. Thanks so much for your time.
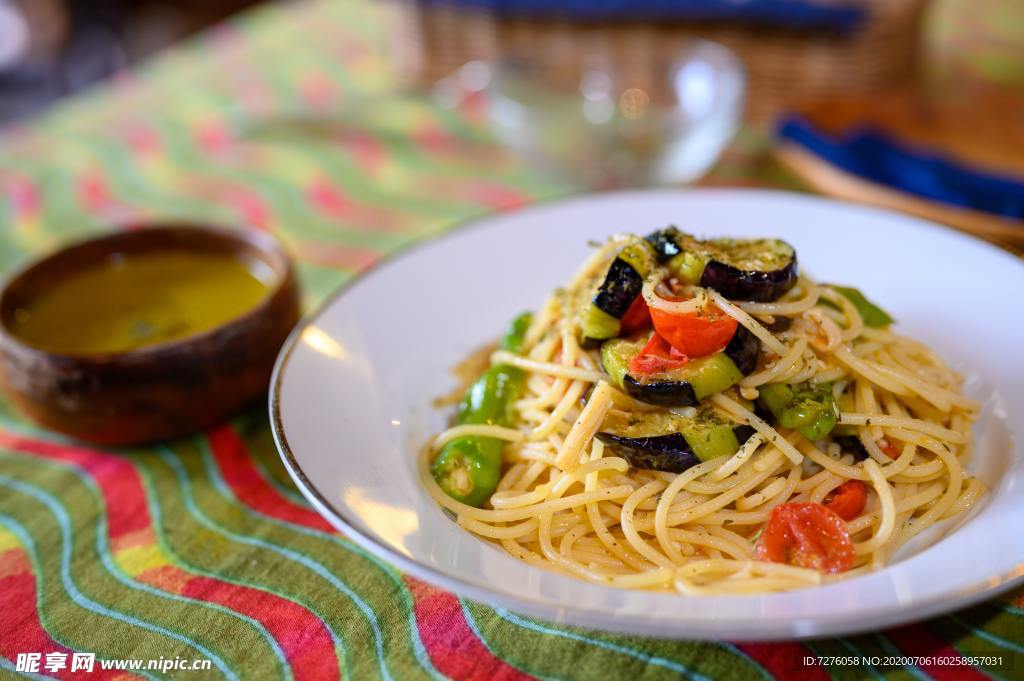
[1,1,1023,678]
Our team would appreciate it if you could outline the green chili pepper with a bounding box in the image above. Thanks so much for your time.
[758,382,839,441]
[432,312,533,506]
[825,285,894,328]
[501,311,532,354]
[430,437,504,507]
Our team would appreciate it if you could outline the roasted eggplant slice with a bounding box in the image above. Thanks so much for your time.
[723,324,759,375]
[647,227,798,302]
[644,226,686,261]
[833,435,869,462]
[578,239,657,344]
[600,329,759,407]
[698,238,798,303]
[597,408,755,472]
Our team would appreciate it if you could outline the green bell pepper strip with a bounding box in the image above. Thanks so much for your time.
[431,312,532,506]
[502,309,532,354]
[825,285,894,328]
[758,381,839,441]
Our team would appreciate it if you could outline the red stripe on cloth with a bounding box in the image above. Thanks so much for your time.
[885,623,990,681]
[411,124,457,155]
[134,565,192,595]
[194,119,233,154]
[205,424,334,532]
[305,179,408,233]
[337,131,386,175]
[0,547,32,579]
[461,181,529,212]
[403,576,535,681]
[123,125,162,157]
[0,431,150,542]
[111,527,157,553]
[308,179,358,220]
[225,188,272,231]
[5,173,40,221]
[76,168,114,213]
[299,72,337,109]
[733,642,830,681]
[180,575,340,681]
[0,553,130,681]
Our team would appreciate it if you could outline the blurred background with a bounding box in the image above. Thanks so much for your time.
[0,0,1022,244]
[0,0,260,123]
[2,0,1021,123]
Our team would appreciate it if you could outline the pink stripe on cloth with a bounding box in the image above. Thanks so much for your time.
[461,181,529,212]
[305,179,408,233]
[404,576,536,681]
[76,168,114,213]
[4,172,41,223]
[337,131,387,175]
[291,240,385,271]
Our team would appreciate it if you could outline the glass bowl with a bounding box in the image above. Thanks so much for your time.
[446,40,746,188]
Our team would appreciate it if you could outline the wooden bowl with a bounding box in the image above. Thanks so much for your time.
[0,225,301,446]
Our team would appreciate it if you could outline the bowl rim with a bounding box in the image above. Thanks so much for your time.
[0,223,295,364]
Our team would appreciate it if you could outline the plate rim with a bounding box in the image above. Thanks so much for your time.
[269,187,1024,640]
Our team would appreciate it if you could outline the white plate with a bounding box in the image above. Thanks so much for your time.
[270,189,1024,640]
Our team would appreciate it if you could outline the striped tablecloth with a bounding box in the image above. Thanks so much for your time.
[1,1,1022,678]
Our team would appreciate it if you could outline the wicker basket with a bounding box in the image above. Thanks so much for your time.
[384,0,933,124]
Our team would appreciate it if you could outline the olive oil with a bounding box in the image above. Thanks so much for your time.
[11,251,272,355]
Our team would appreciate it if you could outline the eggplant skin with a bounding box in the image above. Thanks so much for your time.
[834,435,869,461]
[699,255,798,303]
[597,425,757,473]
[644,227,684,261]
[601,327,757,408]
[723,325,760,375]
[593,258,643,318]
[595,432,700,473]
[734,424,756,444]
[621,375,699,408]
[763,315,793,333]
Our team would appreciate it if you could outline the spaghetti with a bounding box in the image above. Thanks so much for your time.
[424,229,982,593]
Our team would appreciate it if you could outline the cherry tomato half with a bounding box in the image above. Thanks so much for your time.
[650,301,737,358]
[824,480,867,521]
[755,502,855,574]
[628,331,688,375]
[620,295,652,335]
[878,440,901,460]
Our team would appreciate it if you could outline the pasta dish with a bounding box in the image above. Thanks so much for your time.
[422,227,982,594]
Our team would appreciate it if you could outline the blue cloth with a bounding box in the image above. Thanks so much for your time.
[778,116,1024,220]
[428,0,866,33]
